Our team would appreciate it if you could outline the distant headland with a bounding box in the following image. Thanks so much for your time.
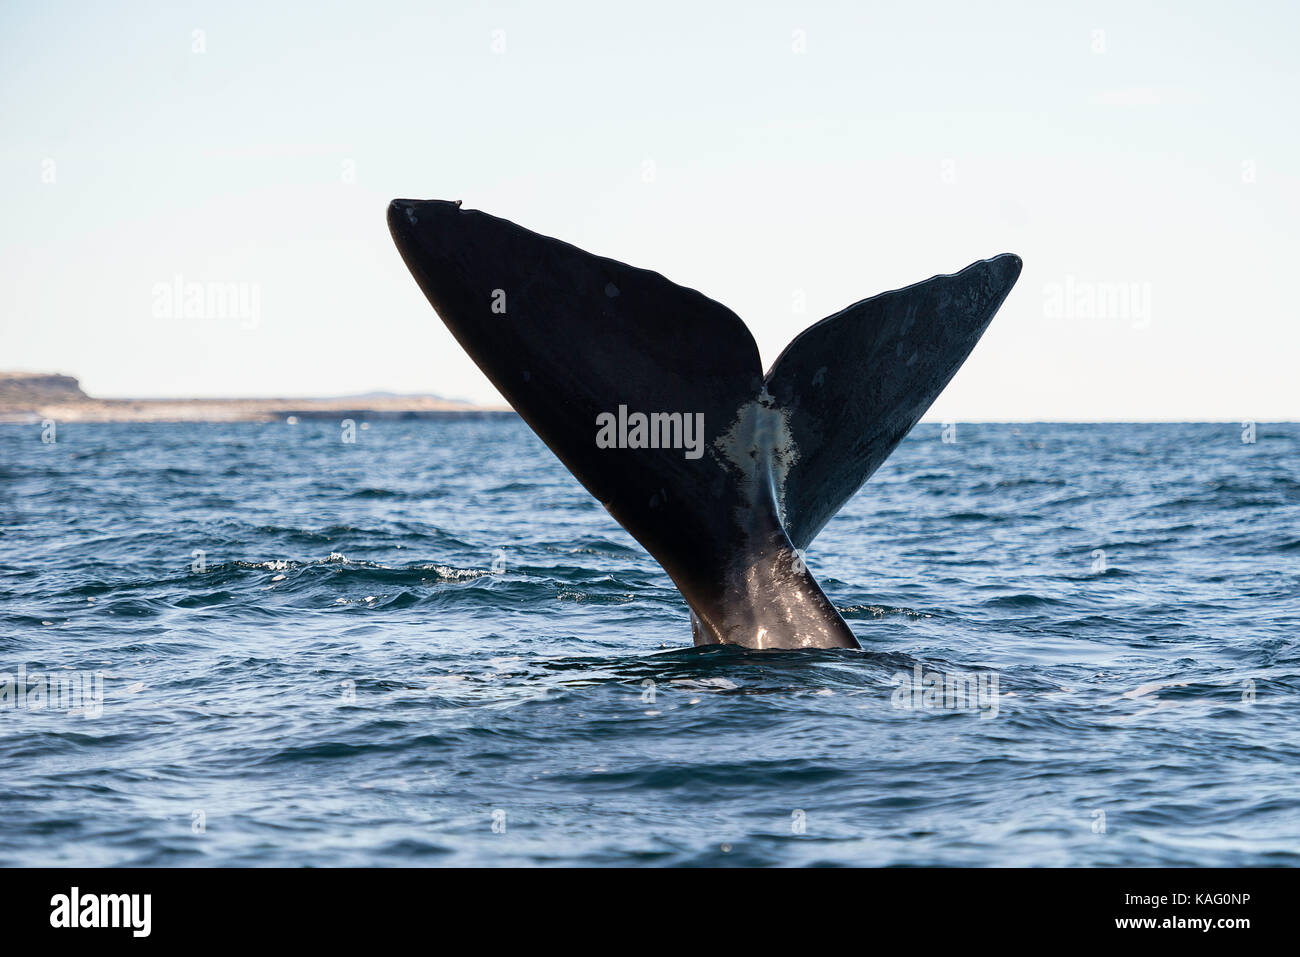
[0,372,512,424]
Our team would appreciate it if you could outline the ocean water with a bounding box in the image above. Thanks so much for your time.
[1,419,1297,867]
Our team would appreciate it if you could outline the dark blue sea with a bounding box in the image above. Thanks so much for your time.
[2,419,1297,866]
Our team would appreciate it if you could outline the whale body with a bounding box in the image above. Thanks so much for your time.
[388,199,1021,649]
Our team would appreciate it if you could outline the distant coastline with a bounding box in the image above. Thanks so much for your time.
[0,372,513,424]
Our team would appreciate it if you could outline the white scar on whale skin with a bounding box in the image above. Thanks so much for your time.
[712,386,799,525]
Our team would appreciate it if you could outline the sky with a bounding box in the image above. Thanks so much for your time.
[1,0,1297,420]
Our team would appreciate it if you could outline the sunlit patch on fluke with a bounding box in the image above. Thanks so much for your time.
[388,199,1021,649]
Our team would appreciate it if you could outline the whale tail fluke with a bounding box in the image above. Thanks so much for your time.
[766,252,1022,550]
[388,199,1021,649]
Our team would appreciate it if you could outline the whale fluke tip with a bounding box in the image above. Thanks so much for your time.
[992,252,1023,280]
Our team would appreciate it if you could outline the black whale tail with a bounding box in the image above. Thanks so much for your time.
[388,199,1021,649]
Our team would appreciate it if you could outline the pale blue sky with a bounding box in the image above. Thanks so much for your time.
[2,0,1297,419]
